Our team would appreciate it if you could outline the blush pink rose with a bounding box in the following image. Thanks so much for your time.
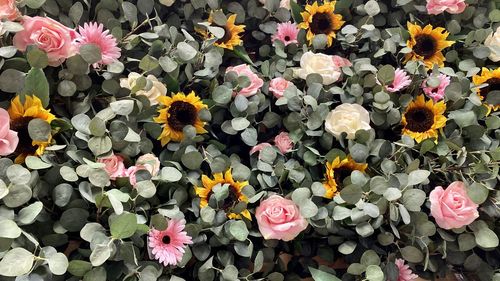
[226,64,264,97]
[274,132,293,154]
[0,108,18,156]
[249,142,273,157]
[269,77,292,99]
[13,16,78,66]
[0,0,21,21]
[426,0,466,15]
[255,195,308,241]
[429,181,479,230]
[126,166,143,186]
[97,154,127,180]
[136,153,161,177]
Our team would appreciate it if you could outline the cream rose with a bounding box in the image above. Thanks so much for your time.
[484,26,500,62]
[293,52,351,85]
[325,103,371,139]
[120,72,167,105]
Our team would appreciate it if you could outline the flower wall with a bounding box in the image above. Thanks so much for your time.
[0,0,499,280]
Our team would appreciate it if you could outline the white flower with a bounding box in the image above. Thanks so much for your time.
[484,26,500,62]
[120,72,167,105]
[325,103,371,139]
[159,0,175,6]
[259,0,290,9]
[293,51,350,85]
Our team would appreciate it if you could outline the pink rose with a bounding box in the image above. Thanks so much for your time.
[0,108,18,156]
[426,0,466,15]
[136,153,161,177]
[226,64,264,97]
[13,16,78,66]
[274,132,293,154]
[255,195,308,241]
[429,181,479,230]
[269,77,292,99]
[0,0,20,21]
[97,154,127,180]
[250,142,273,157]
[127,165,152,186]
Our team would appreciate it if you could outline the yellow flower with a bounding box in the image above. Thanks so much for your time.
[323,156,368,199]
[8,95,56,163]
[208,14,245,50]
[472,67,500,115]
[404,22,454,69]
[154,91,208,146]
[402,95,447,143]
[298,1,344,47]
[195,169,251,220]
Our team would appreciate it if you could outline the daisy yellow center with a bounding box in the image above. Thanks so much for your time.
[405,107,434,133]
[167,101,197,132]
[10,116,36,155]
[413,34,437,59]
[480,78,500,102]
[162,235,171,244]
[310,13,333,35]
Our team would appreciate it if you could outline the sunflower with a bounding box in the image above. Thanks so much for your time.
[472,67,500,115]
[402,95,447,143]
[208,13,245,50]
[404,22,454,69]
[323,156,368,199]
[8,95,56,163]
[195,169,251,220]
[298,1,344,47]
[154,91,208,146]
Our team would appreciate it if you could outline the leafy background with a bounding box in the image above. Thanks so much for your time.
[0,0,499,280]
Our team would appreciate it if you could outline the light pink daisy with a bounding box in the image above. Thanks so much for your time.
[272,22,299,46]
[76,22,121,68]
[148,218,193,267]
[422,74,450,102]
[386,68,412,93]
[395,258,419,281]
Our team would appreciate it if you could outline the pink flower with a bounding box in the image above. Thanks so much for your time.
[97,154,127,180]
[148,218,193,267]
[426,0,466,15]
[0,108,18,156]
[76,22,121,68]
[269,77,292,98]
[274,132,293,154]
[422,74,450,102]
[429,181,479,230]
[331,55,352,68]
[127,166,145,186]
[250,142,273,157]
[136,153,161,177]
[272,22,299,46]
[395,259,419,281]
[386,68,412,93]
[0,0,20,21]
[226,64,264,97]
[13,16,78,66]
[255,195,308,241]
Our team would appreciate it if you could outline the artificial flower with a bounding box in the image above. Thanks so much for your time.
[405,22,454,69]
[76,22,121,67]
[0,108,18,156]
[120,72,167,105]
[148,219,193,266]
[208,13,245,50]
[293,51,351,85]
[325,103,371,139]
[323,156,367,199]
[426,0,466,15]
[472,67,500,114]
[97,154,127,180]
[402,95,447,143]
[269,77,292,98]
[0,0,20,21]
[385,68,412,93]
[395,258,419,281]
[249,143,273,157]
[272,22,299,46]
[226,64,264,97]
[484,26,500,62]
[298,1,344,47]
[274,132,293,154]
[422,74,450,102]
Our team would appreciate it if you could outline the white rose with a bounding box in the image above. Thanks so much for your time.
[120,72,167,105]
[325,103,371,139]
[259,0,290,9]
[293,52,343,85]
[484,26,500,62]
[159,0,175,6]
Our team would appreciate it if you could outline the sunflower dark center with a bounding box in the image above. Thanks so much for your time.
[405,107,435,133]
[216,25,232,44]
[413,34,437,59]
[162,235,171,244]
[167,101,197,132]
[480,78,500,102]
[222,186,239,210]
[334,167,353,187]
[10,116,36,155]
[310,13,333,34]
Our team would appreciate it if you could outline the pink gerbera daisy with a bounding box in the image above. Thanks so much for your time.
[76,22,121,68]
[421,74,450,102]
[395,258,419,281]
[272,22,299,46]
[386,68,412,92]
[148,218,193,267]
